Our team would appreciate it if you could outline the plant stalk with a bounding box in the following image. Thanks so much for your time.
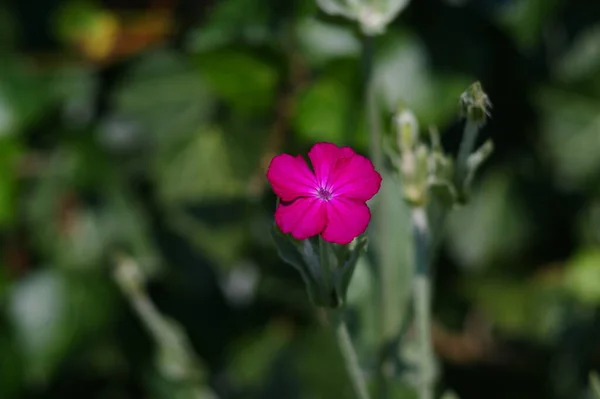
[411,207,435,399]
[333,313,372,399]
[456,120,479,185]
[363,35,382,171]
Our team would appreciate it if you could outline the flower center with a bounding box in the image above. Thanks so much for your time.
[316,186,333,201]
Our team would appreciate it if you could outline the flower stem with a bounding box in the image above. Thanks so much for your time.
[113,255,217,399]
[332,312,372,399]
[456,120,479,186]
[411,207,435,399]
[363,35,382,171]
[362,32,391,399]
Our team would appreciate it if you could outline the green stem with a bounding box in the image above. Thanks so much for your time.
[318,236,332,302]
[411,207,435,399]
[363,35,382,171]
[362,32,390,399]
[332,313,372,399]
[456,120,479,186]
[114,255,216,399]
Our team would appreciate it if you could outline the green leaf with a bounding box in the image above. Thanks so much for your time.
[196,50,278,113]
[0,137,20,227]
[553,24,600,82]
[428,179,457,209]
[446,169,532,272]
[293,326,355,399]
[296,18,360,66]
[155,128,248,204]
[495,0,561,49]
[590,371,600,399]
[113,50,213,141]
[8,269,116,384]
[271,227,322,306]
[333,236,368,306]
[0,324,23,398]
[185,0,271,51]
[228,321,292,387]
[371,169,413,345]
[0,60,50,134]
[536,87,600,188]
[564,249,600,305]
[293,63,356,145]
[464,278,564,342]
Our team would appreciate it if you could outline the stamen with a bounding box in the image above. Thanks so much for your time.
[317,187,332,201]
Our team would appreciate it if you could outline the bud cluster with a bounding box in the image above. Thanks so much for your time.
[387,82,493,208]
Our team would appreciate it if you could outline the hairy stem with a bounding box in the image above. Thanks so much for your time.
[456,120,479,186]
[363,35,383,171]
[411,207,435,399]
[113,255,217,399]
[333,313,372,399]
[362,32,391,399]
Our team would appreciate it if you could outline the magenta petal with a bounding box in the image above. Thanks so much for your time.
[321,197,371,245]
[275,197,327,240]
[328,153,382,201]
[266,154,317,201]
[308,142,355,187]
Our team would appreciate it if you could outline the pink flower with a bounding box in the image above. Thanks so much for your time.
[266,142,382,245]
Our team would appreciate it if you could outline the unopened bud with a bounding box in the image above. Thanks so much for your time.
[459,81,492,126]
[429,151,453,182]
[395,108,419,153]
[402,144,429,206]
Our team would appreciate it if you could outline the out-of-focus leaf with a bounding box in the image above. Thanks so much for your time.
[446,169,532,271]
[0,61,49,135]
[112,50,213,141]
[0,324,23,398]
[296,18,360,66]
[294,327,355,399]
[590,372,600,398]
[578,200,600,247]
[228,321,292,388]
[537,87,600,189]
[293,62,356,144]
[372,169,413,345]
[0,137,20,227]
[564,249,600,305]
[375,33,472,127]
[196,50,278,113]
[554,24,600,83]
[51,65,98,127]
[495,0,561,49]
[333,236,368,306]
[464,278,565,341]
[8,269,116,383]
[185,0,271,51]
[156,128,248,204]
[167,206,247,268]
[389,380,418,399]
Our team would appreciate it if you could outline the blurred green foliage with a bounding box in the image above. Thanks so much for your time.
[0,0,599,398]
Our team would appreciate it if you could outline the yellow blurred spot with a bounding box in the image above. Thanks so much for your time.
[80,11,119,61]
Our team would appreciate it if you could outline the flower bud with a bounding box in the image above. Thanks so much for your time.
[459,81,492,126]
[395,108,419,153]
